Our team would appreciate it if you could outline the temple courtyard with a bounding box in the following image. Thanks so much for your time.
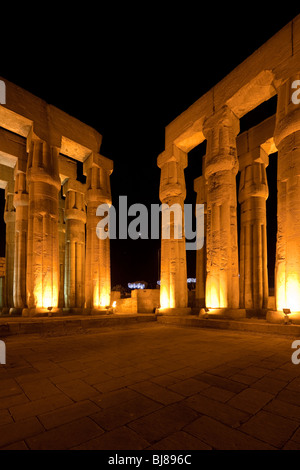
[0,321,300,450]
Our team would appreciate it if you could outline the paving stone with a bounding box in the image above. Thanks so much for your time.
[151,431,212,450]
[251,376,287,394]
[193,373,246,393]
[196,385,235,403]
[91,395,162,431]
[0,409,13,426]
[168,378,210,397]
[264,398,300,422]
[0,378,23,399]
[184,416,276,450]
[0,417,44,448]
[128,403,199,442]
[72,426,150,450]
[55,379,98,401]
[26,417,104,450]
[240,410,299,448]
[38,399,101,429]
[9,393,73,421]
[1,440,29,450]
[227,388,274,414]
[19,378,60,401]
[129,381,183,405]
[184,394,249,427]
[91,388,141,409]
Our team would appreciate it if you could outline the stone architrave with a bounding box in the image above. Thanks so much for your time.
[83,153,113,313]
[203,106,240,309]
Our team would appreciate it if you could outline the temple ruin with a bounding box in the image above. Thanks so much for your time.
[157,14,300,322]
[1,15,300,323]
[0,81,113,316]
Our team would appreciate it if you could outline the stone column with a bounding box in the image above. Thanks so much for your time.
[63,179,86,311]
[158,145,190,313]
[194,175,207,308]
[11,160,29,314]
[203,106,240,309]
[238,147,269,310]
[58,194,65,308]
[25,133,61,315]
[84,153,113,313]
[3,185,15,312]
[274,74,300,312]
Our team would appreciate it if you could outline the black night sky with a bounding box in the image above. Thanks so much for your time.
[1,6,300,290]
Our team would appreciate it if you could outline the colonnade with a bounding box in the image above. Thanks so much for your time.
[158,74,300,315]
[1,131,113,316]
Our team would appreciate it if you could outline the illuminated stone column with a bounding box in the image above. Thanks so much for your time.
[3,186,15,312]
[11,160,28,314]
[25,134,61,315]
[194,175,207,308]
[274,74,300,312]
[84,153,113,313]
[238,147,269,310]
[58,194,65,308]
[63,179,86,310]
[158,145,190,313]
[203,106,240,309]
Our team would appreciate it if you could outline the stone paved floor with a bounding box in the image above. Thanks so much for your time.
[0,323,300,450]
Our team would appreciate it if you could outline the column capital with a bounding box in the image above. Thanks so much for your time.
[83,152,113,176]
[239,147,269,173]
[203,106,240,179]
[157,144,188,169]
[203,106,240,136]
[159,148,187,204]
[63,179,87,224]
[26,133,61,190]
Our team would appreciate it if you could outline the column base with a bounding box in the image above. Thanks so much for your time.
[22,307,63,317]
[63,307,85,315]
[0,308,10,316]
[157,307,192,316]
[91,307,110,315]
[9,308,23,316]
[267,310,300,325]
[199,308,247,320]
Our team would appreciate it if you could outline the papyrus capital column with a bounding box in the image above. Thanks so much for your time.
[158,145,189,311]
[238,147,269,310]
[12,159,29,312]
[83,153,113,312]
[63,179,86,310]
[203,106,240,309]
[25,132,61,314]
[3,184,15,311]
[194,174,207,308]
[274,73,300,312]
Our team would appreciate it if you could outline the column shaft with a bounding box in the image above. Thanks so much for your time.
[26,137,61,313]
[275,74,300,311]
[158,146,188,310]
[84,154,113,311]
[64,180,86,309]
[13,162,28,311]
[239,151,269,310]
[4,189,15,309]
[203,107,240,309]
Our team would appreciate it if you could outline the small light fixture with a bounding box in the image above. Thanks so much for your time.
[47,306,53,317]
[283,308,291,324]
